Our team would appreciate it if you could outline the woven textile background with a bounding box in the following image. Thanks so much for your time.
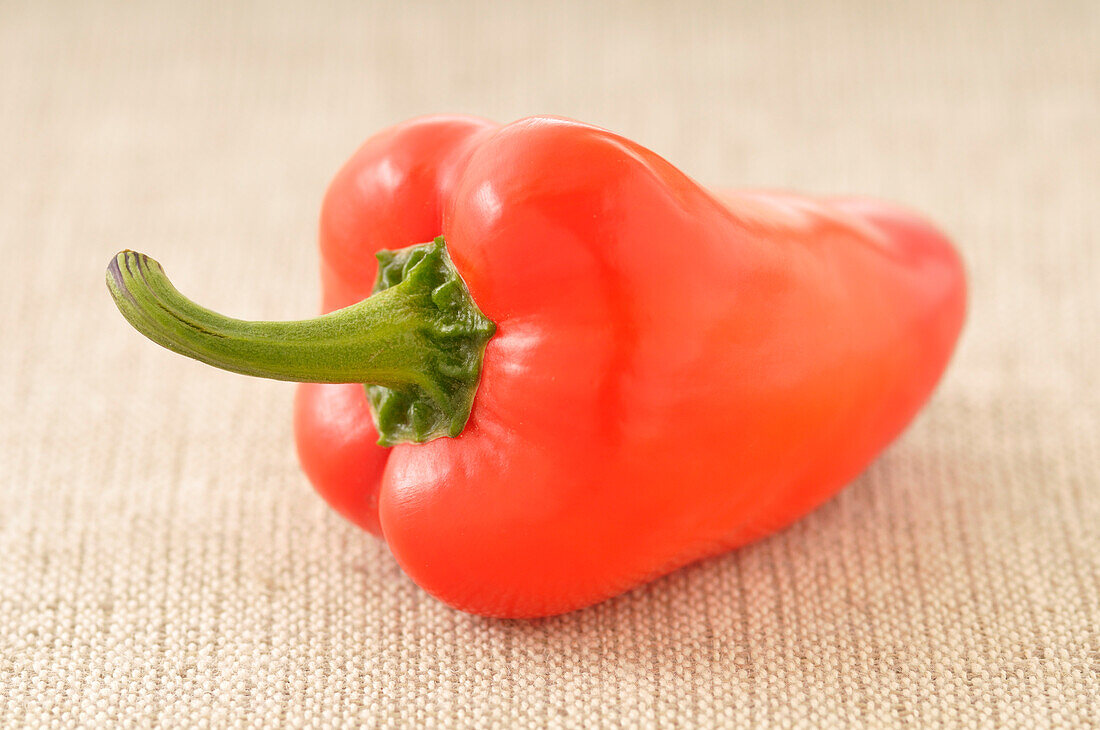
[2,1,1097,727]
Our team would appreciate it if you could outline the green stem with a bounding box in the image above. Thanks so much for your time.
[106,238,495,446]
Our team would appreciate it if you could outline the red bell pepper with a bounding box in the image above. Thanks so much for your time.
[107,115,966,618]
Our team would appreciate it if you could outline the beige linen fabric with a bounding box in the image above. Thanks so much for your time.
[2,1,1098,726]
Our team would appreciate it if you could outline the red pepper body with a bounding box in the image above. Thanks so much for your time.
[294,115,966,618]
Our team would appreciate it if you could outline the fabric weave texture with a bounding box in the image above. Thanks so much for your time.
[1,1,1097,727]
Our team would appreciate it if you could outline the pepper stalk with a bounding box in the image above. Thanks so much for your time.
[106,237,495,446]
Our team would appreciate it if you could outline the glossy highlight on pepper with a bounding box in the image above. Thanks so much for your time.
[108,115,967,618]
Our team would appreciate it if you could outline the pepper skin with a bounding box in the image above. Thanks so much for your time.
[109,115,966,618]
